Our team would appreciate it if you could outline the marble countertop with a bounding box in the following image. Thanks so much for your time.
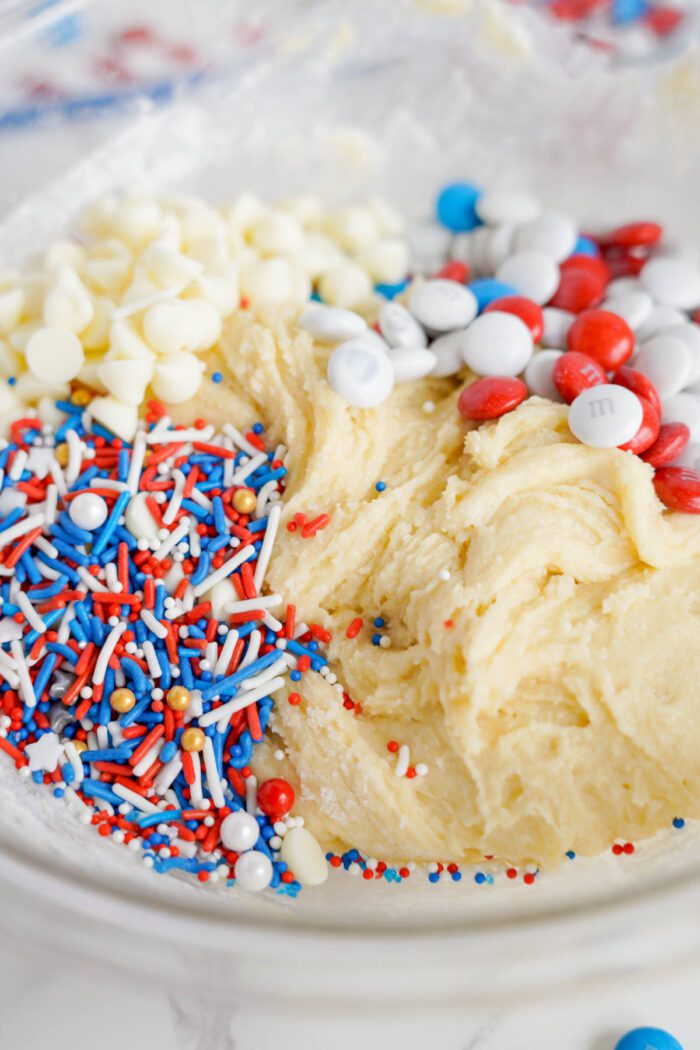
[0,928,694,1050]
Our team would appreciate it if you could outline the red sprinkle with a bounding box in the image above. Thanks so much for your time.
[346,616,363,639]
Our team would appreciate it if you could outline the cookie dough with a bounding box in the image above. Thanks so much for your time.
[182,307,700,867]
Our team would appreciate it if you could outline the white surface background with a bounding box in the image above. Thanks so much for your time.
[0,929,695,1049]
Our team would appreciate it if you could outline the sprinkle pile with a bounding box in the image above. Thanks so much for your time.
[0,394,333,895]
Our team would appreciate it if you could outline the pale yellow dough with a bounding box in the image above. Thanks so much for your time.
[179,308,700,868]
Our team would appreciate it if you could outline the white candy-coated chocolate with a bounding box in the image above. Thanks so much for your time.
[388,347,436,384]
[661,393,700,442]
[26,327,84,384]
[568,384,642,448]
[378,301,427,349]
[327,340,394,408]
[513,212,577,263]
[634,335,692,400]
[540,307,574,349]
[279,826,328,886]
[496,250,559,306]
[524,349,564,402]
[299,306,367,344]
[408,279,478,333]
[476,189,540,226]
[461,312,533,377]
[640,257,700,310]
[429,329,468,378]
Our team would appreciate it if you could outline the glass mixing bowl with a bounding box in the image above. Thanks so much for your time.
[1,0,700,1011]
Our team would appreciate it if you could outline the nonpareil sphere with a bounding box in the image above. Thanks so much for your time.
[69,492,109,532]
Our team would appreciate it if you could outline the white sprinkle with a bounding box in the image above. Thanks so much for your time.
[93,622,126,684]
[253,502,281,592]
[146,426,215,445]
[132,739,164,778]
[395,744,410,778]
[151,521,189,561]
[222,423,259,456]
[202,737,225,808]
[0,512,45,548]
[189,750,203,805]
[239,629,261,670]
[64,741,84,787]
[44,484,58,525]
[439,569,451,581]
[256,479,280,519]
[198,677,287,729]
[141,610,168,639]
[126,431,147,495]
[8,449,28,482]
[10,639,36,707]
[224,594,283,615]
[245,772,258,815]
[112,783,160,814]
[16,592,46,634]
[191,543,256,599]
[162,469,186,526]
[230,450,268,486]
[415,763,429,777]
[153,755,183,795]
[76,566,109,593]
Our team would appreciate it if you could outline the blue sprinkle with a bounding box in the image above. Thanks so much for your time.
[290,669,302,682]
[428,872,440,884]
[371,634,382,646]
[435,182,482,232]
[474,872,486,884]
[373,617,385,628]
[451,871,462,882]
[211,372,223,384]
[252,423,264,435]
[565,850,577,859]
[7,377,16,386]
[673,817,685,829]
[375,481,386,492]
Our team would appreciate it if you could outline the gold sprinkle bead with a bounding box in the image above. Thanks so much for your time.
[54,444,69,467]
[110,687,136,714]
[233,488,256,514]
[166,686,191,711]
[72,740,87,755]
[71,388,92,407]
[181,727,205,753]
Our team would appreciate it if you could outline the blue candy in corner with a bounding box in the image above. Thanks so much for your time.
[615,1027,684,1050]
[435,182,482,232]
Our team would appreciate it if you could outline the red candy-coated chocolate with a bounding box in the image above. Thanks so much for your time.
[434,261,470,283]
[654,467,700,513]
[567,309,635,370]
[605,222,663,249]
[256,778,295,819]
[641,423,691,468]
[604,252,648,278]
[552,351,607,404]
[613,366,662,419]
[548,269,605,313]
[619,396,660,455]
[645,6,684,36]
[484,296,544,342]
[560,254,611,286]
[457,377,527,421]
